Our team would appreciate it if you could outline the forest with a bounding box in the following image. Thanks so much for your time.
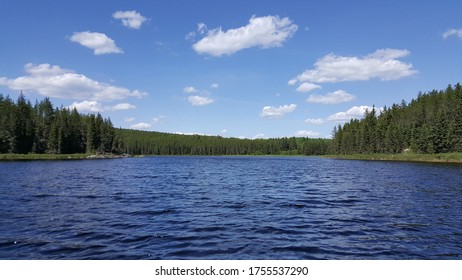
[116,129,330,156]
[0,93,120,154]
[4,84,460,157]
[330,83,462,154]
[0,93,330,156]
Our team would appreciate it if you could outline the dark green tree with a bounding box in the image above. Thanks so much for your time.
[13,93,35,154]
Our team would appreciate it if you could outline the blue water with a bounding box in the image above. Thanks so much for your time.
[0,156,461,259]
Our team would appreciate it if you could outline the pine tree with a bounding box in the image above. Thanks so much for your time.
[0,95,15,153]
[433,108,449,153]
[13,93,35,154]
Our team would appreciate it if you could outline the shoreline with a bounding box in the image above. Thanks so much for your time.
[0,153,131,161]
[2,152,462,163]
[323,153,462,164]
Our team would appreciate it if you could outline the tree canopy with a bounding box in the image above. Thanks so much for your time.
[116,129,330,156]
[0,93,331,156]
[0,93,118,154]
[330,83,462,154]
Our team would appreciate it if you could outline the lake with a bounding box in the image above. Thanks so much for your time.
[0,156,461,259]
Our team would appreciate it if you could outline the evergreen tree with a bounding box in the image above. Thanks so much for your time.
[13,93,35,154]
[0,95,15,153]
[433,108,449,153]
[331,84,462,155]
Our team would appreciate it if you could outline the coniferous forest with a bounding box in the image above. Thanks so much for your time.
[0,93,330,156]
[330,83,462,154]
[2,84,462,157]
[0,93,120,155]
[116,129,330,156]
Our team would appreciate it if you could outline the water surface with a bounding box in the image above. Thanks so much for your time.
[0,156,461,259]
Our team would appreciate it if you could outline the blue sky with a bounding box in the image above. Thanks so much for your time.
[1,0,462,139]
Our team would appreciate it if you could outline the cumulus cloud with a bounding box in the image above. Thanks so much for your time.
[289,48,417,88]
[210,83,219,89]
[294,130,320,138]
[113,10,148,29]
[192,15,298,56]
[110,103,136,110]
[261,104,296,118]
[130,122,152,130]
[68,101,136,112]
[69,31,123,55]
[0,63,147,101]
[304,118,326,125]
[68,100,103,112]
[188,95,214,106]
[327,105,378,122]
[443,28,462,39]
[296,82,321,92]
[306,90,356,104]
[183,86,199,93]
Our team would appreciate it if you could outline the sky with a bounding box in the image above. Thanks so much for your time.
[1,0,462,139]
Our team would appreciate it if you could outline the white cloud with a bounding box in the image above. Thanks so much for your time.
[68,101,136,112]
[110,103,136,110]
[69,100,103,112]
[192,15,298,56]
[306,89,356,104]
[185,31,196,41]
[211,83,219,89]
[152,116,166,124]
[125,117,135,122]
[186,22,208,40]
[289,48,417,86]
[69,31,123,55]
[112,10,148,29]
[188,95,214,106]
[304,118,326,125]
[443,28,462,39]
[220,128,228,134]
[183,86,199,93]
[0,63,147,101]
[197,22,207,34]
[295,130,321,138]
[327,105,377,122]
[296,82,321,92]
[288,79,297,86]
[253,133,266,139]
[130,122,152,130]
[261,104,296,118]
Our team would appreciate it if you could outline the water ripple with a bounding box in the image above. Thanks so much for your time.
[1,156,461,259]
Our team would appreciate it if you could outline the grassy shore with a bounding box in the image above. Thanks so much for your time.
[0,153,91,161]
[324,152,462,163]
[0,153,132,161]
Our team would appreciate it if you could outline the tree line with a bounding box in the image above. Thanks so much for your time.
[0,93,331,156]
[0,93,120,154]
[116,129,330,156]
[330,83,462,154]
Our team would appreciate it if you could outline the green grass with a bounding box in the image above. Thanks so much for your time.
[0,153,90,161]
[323,153,462,163]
